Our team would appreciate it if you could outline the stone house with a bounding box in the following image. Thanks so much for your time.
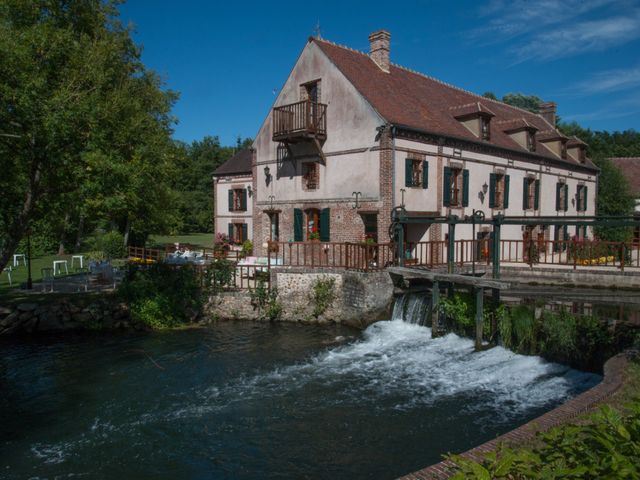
[249,30,598,257]
[212,148,253,244]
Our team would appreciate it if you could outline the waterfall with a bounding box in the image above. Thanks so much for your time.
[392,293,431,326]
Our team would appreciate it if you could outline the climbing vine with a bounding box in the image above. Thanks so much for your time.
[310,277,336,318]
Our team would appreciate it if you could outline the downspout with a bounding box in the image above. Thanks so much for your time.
[391,124,397,208]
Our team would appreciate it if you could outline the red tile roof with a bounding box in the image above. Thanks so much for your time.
[213,148,252,176]
[313,38,596,171]
[608,158,640,195]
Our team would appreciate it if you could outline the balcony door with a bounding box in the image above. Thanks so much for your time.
[303,80,320,128]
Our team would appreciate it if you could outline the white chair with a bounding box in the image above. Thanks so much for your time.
[2,266,12,286]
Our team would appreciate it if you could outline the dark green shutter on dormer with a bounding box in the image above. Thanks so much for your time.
[240,189,247,211]
[489,173,496,208]
[462,169,469,207]
[555,183,561,211]
[293,208,303,241]
[564,184,569,211]
[422,161,429,189]
[320,208,330,242]
[405,158,413,187]
[504,175,510,209]
[443,167,451,206]
[534,180,540,210]
[523,178,529,209]
[228,190,234,211]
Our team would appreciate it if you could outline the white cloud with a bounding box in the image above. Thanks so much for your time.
[510,12,640,62]
[574,65,640,93]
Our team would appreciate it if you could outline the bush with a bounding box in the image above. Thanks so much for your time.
[241,240,253,257]
[310,277,336,318]
[92,231,126,259]
[449,403,640,479]
[250,279,282,321]
[118,263,204,329]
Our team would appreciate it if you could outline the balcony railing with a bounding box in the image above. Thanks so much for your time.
[272,100,327,142]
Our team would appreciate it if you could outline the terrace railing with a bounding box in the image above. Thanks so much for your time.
[272,100,327,142]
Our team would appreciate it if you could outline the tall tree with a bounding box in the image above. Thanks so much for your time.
[0,0,178,270]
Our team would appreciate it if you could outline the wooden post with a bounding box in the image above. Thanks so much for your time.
[431,280,440,337]
[447,217,456,274]
[492,217,502,279]
[398,225,405,267]
[475,286,484,351]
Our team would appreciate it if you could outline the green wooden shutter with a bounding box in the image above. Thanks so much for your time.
[555,183,561,211]
[405,158,413,187]
[523,178,529,209]
[534,180,540,210]
[228,223,233,240]
[583,185,588,211]
[319,208,330,242]
[443,167,451,206]
[242,224,248,242]
[462,169,469,207]
[422,161,429,189]
[228,190,234,211]
[293,209,303,241]
[564,184,569,211]
[241,189,247,211]
[489,173,496,208]
[503,175,510,209]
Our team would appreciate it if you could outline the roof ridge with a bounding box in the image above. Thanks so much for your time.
[313,37,370,57]
[389,61,556,124]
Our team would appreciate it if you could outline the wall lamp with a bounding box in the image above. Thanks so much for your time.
[247,185,253,197]
[264,166,272,186]
[479,182,488,203]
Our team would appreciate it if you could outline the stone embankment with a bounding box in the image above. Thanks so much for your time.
[206,269,395,328]
[0,297,134,335]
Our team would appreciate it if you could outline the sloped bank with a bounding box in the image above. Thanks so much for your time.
[398,351,636,479]
[205,268,395,329]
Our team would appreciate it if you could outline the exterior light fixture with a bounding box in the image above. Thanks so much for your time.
[482,182,488,194]
[247,185,253,197]
[264,166,271,185]
[479,182,488,204]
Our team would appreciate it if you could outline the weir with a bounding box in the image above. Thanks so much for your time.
[389,267,510,350]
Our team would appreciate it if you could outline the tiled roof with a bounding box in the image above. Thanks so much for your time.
[313,38,597,171]
[608,157,640,195]
[495,117,538,132]
[213,148,253,176]
[449,102,496,119]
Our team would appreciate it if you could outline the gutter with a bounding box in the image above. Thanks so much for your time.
[391,123,600,175]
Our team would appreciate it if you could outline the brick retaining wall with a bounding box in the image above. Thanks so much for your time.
[398,352,634,479]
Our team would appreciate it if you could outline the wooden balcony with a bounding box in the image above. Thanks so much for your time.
[272,100,327,143]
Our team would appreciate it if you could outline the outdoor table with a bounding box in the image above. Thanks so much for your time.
[53,260,69,276]
[71,255,84,269]
[13,254,26,267]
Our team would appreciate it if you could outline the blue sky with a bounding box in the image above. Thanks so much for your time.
[118,0,640,146]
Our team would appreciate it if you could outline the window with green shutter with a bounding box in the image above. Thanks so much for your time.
[443,167,452,206]
[228,223,233,240]
[293,208,303,241]
[241,224,248,242]
[422,161,429,189]
[319,208,330,242]
[240,189,247,211]
[462,169,469,207]
[228,190,234,211]
[503,175,510,209]
[563,184,569,211]
[583,185,588,211]
[405,158,413,187]
[489,173,496,208]
[534,179,540,210]
[523,178,530,210]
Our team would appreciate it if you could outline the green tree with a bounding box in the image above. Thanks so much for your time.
[0,0,178,270]
[501,92,544,114]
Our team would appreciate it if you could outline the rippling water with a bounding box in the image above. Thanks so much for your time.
[0,320,600,479]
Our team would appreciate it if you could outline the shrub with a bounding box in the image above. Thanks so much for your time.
[241,240,253,258]
[441,293,474,336]
[310,277,336,318]
[449,403,640,479]
[93,230,126,259]
[250,279,282,321]
[118,263,204,329]
[203,258,235,293]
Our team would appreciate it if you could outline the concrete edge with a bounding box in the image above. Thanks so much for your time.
[398,351,634,479]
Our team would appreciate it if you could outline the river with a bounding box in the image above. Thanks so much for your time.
[0,317,600,479]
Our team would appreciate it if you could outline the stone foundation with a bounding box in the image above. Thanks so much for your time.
[205,269,395,328]
[0,296,134,335]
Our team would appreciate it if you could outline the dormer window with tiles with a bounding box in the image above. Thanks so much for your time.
[538,130,569,160]
[567,137,588,164]
[497,118,538,153]
[450,102,495,141]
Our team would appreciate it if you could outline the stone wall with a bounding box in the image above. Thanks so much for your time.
[501,266,640,289]
[205,269,395,328]
[0,296,134,335]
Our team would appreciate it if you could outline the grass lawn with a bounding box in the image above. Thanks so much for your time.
[147,233,214,249]
[0,253,88,295]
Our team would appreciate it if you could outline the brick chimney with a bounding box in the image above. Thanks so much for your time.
[539,102,557,127]
[369,30,390,73]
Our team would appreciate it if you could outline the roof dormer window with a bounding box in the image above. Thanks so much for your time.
[481,116,490,141]
[527,130,536,152]
[561,140,567,160]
